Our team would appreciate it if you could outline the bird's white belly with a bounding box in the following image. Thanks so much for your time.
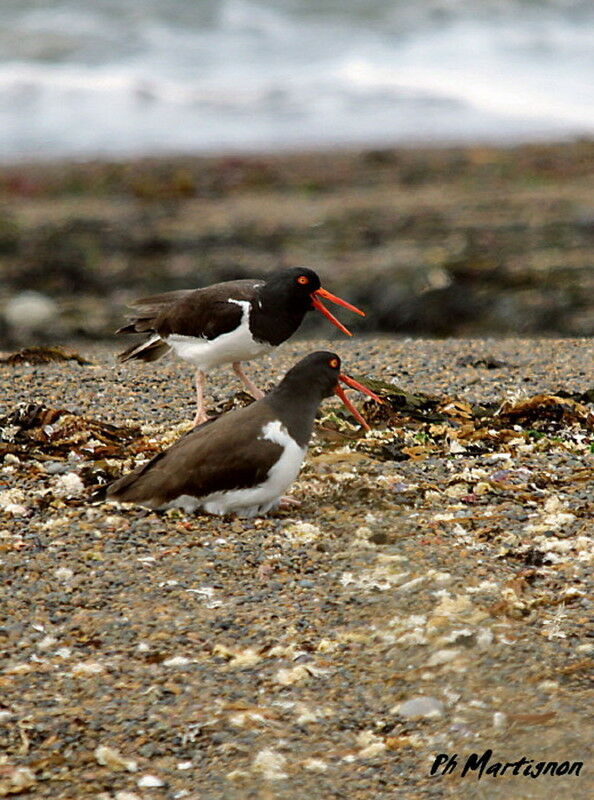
[165,300,272,371]
[165,420,306,518]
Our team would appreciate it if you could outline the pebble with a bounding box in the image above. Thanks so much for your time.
[0,766,36,794]
[393,696,444,719]
[44,461,69,475]
[252,749,288,780]
[95,744,138,773]
[302,758,328,772]
[137,775,165,788]
[3,291,58,333]
[426,648,462,666]
[70,661,105,676]
[493,711,507,730]
[54,471,85,497]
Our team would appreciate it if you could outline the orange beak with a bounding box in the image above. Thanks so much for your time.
[311,287,366,337]
[334,373,382,431]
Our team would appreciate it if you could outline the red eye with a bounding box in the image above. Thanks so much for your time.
[297,275,309,285]
[329,358,339,368]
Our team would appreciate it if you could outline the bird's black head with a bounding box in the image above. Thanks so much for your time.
[253,267,364,346]
[269,351,381,445]
[279,350,342,399]
[261,267,322,313]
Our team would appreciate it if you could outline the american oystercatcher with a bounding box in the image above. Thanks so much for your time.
[106,351,380,517]
[116,267,365,425]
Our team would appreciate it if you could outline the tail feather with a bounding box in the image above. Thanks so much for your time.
[116,289,193,335]
[117,336,171,363]
[106,450,168,505]
[116,320,156,335]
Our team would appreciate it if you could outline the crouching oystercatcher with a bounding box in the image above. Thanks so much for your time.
[116,267,365,425]
[106,351,380,517]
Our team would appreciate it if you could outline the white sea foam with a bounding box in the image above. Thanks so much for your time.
[1,0,593,160]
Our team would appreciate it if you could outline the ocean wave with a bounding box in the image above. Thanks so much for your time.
[1,0,593,158]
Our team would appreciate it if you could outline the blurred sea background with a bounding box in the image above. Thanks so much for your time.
[0,0,593,345]
[2,0,594,159]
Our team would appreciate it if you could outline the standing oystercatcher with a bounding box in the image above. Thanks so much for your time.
[116,267,364,425]
[106,351,380,517]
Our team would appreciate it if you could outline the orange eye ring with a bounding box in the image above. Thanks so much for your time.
[297,275,309,285]
[329,358,339,368]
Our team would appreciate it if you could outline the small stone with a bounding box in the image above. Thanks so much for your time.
[576,643,594,654]
[227,770,249,782]
[537,680,559,693]
[396,576,426,593]
[357,730,387,759]
[0,488,27,511]
[426,648,461,666]
[283,522,322,543]
[493,711,507,730]
[448,438,466,454]
[252,749,287,780]
[368,531,388,544]
[0,766,36,794]
[274,665,311,685]
[71,661,105,676]
[162,655,192,666]
[302,758,328,772]
[54,472,85,498]
[445,483,468,498]
[95,744,138,773]
[3,503,28,516]
[37,635,58,651]
[44,461,69,475]
[393,696,444,719]
[3,291,58,332]
[137,774,165,788]
[476,628,494,649]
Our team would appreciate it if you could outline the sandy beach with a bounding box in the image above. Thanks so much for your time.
[0,334,592,799]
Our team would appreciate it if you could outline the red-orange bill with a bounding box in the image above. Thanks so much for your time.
[311,287,366,337]
[311,296,352,336]
[339,373,382,402]
[334,373,382,431]
[315,287,366,317]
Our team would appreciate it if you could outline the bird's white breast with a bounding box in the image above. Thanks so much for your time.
[165,300,272,371]
[191,419,306,517]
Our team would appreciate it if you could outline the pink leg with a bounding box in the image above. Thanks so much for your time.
[279,496,302,509]
[232,362,265,400]
[193,369,211,426]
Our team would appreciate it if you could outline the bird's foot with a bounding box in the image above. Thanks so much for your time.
[232,362,265,400]
[193,411,212,427]
[279,495,302,509]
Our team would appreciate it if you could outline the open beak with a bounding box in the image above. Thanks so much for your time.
[311,287,366,337]
[334,373,382,431]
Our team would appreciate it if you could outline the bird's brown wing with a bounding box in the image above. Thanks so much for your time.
[116,290,194,334]
[117,280,264,339]
[106,401,283,508]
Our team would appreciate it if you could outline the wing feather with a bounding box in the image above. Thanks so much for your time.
[116,279,263,341]
[107,402,282,507]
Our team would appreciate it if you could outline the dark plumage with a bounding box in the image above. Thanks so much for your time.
[107,351,379,517]
[116,268,365,425]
